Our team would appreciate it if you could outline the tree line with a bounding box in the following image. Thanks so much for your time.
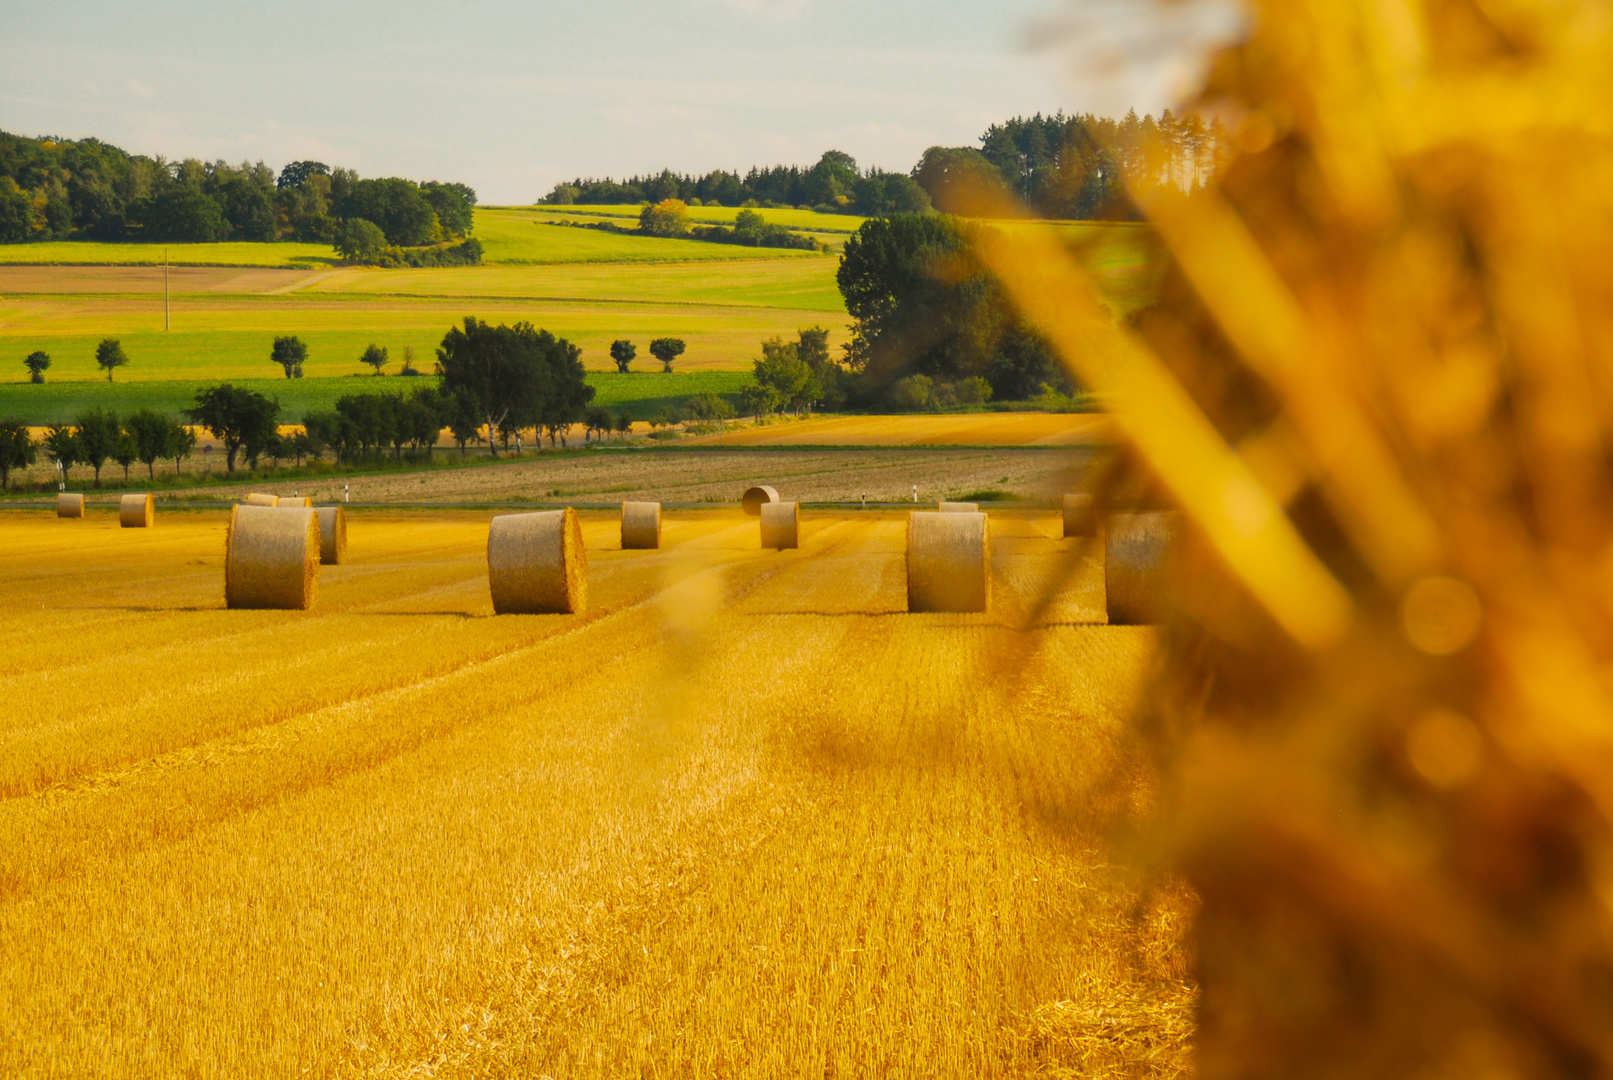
[545,109,1227,222]
[544,151,931,216]
[0,131,477,248]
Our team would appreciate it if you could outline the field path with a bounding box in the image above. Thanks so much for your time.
[0,509,1187,1078]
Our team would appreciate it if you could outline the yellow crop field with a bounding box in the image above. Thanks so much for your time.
[687,412,1117,447]
[0,508,1188,1078]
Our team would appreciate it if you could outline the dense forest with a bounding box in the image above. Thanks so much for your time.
[543,151,932,216]
[547,110,1229,221]
[0,132,476,246]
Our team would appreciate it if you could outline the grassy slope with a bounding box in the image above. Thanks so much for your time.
[507,203,867,232]
[0,295,843,380]
[476,209,836,264]
[0,372,753,424]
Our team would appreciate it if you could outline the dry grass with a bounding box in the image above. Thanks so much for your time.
[0,508,1186,1077]
[173,447,1098,507]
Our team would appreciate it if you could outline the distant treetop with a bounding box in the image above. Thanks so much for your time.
[0,130,477,245]
[541,109,1228,222]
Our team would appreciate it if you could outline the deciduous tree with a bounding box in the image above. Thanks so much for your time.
[271,336,307,379]
[187,384,280,473]
[639,199,689,237]
[43,425,78,478]
[436,317,587,459]
[95,338,129,382]
[23,351,49,384]
[649,337,685,373]
[126,409,175,480]
[609,339,637,373]
[0,418,35,490]
[168,423,196,475]
[73,407,120,486]
[359,344,389,376]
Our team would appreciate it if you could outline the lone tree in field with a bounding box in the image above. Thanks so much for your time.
[187,384,280,473]
[73,407,121,486]
[271,336,307,379]
[609,339,637,373]
[95,339,129,382]
[359,344,389,376]
[649,337,685,373]
[23,351,49,384]
[0,419,35,491]
[126,409,176,480]
[436,317,591,458]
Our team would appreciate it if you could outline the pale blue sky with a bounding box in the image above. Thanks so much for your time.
[0,0,1234,204]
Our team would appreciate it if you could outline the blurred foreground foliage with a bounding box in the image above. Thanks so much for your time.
[963,1,1613,1075]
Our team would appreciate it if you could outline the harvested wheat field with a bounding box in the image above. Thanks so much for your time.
[0,508,1189,1078]
[173,447,1098,506]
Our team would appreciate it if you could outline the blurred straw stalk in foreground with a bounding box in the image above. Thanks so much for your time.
[985,0,1613,1074]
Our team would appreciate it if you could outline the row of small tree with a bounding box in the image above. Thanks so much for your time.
[607,338,685,374]
[0,408,198,490]
[19,340,127,385]
[269,336,424,379]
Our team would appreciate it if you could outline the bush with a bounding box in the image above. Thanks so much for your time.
[639,199,690,237]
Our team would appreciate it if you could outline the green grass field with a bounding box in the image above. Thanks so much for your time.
[509,203,867,232]
[0,291,842,380]
[0,208,845,270]
[475,209,839,264]
[0,372,752,424]
[0,214,1162,424]
[292,260,845,311]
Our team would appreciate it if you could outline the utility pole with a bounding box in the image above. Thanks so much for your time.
[164,247,170,331]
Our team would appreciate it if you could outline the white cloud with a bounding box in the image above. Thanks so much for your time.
[124,78,156,100]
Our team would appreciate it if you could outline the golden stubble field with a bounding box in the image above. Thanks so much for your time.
[0,509,1190,1078]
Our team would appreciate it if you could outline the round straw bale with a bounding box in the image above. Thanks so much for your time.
[1105,512,1178,625]
[620,501,662,549]
[1062,493,1096,538]
[906,511,989,613]
[315,505,347,565]
[487,508,587,615]
[760,501,799,549]
[119,493,154,528]
[57,493,84,519]
[278,496,311,508]
[245,493,278,506]
[225,505,320,610]
[938,501,979,514]
[741,485,779,516]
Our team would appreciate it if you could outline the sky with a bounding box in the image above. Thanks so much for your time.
[0,0,1243,205]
